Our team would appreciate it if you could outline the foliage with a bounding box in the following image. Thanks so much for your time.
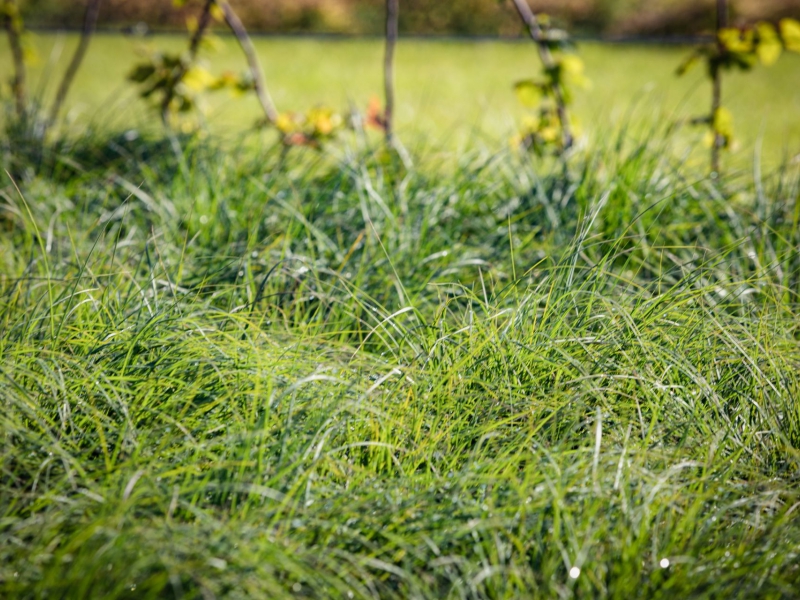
[511,14,587,155]
[678,18,800,154]
[127,1,254,128]
[274,105,345,148]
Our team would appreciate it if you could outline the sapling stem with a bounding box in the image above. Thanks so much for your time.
[510,0,573,150]
[160,0,214,125]
[711,0,728,174]
[48,0,103,127]
[384,0,399,146]
[218,0,278,125]
[3,0,26,118]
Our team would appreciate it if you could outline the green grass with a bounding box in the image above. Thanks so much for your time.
[3,34,800,166]
[2,31,800,599]
[1,104,800,597]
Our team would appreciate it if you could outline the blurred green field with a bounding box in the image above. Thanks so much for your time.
[3,33,800,166]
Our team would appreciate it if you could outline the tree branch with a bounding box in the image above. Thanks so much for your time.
[48,0,102,126]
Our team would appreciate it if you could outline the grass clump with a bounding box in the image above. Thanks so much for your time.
[1,128,800,598]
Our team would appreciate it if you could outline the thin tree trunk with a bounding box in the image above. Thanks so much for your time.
[384,0,398,145]
[161,0,214,125]
[48,0,102,126]
[218,0,278,125]
[711,0,728,173]
[3,0,26,118]
[510,0,573,150]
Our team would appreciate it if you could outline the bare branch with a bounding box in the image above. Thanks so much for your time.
[510,0,573,149]
[48,0,103,126]
[3,0,26,118]
[217,0,278,125]
[384,0,398,145]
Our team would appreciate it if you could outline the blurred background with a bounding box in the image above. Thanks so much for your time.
[5,0,800,167]
[19,0,800,36]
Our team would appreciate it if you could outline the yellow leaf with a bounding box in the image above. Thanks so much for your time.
[713,107,734,139]
[520,115,540,133]
[719,28,753,53]
[539,126,559,143]
[210,3,225,22]
[780,18,800,53]
[183,66,216,92]
[559,54,584,75]
[275,112,298,134]
[514,80,543,108]
[755,22,782,65]
[186,15,198,34]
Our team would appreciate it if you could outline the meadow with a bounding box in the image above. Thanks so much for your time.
[1,35,800,599]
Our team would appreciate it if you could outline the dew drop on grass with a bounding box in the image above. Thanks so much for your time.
[660,558,670,568]
[569,567,580,579]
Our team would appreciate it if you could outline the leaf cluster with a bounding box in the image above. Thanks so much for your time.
[512,17,588,155]
[678,18,800,147]
[128,53,253,117]
[274,106,345,148]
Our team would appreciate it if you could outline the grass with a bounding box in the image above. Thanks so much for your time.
[1,31,800,599]
[3,34,800,165]
[1,105,800,597]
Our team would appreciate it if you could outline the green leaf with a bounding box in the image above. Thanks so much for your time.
[128,63,157,83]
[719,28,753,53]
[514,80,544,108]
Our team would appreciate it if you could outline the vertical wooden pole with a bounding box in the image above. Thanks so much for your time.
[711,0,728,173]
[384,0,399,145]
[3,0,26,118]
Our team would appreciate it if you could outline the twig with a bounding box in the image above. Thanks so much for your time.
[384,0,399,145]
[3,0,26,118]
[217,0,278,125]
[510,0,573,149]
[48,0,103,127]
[711,0,727,174]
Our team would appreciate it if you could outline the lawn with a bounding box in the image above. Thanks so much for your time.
[4,34,800,164]
[1,34,800,599]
